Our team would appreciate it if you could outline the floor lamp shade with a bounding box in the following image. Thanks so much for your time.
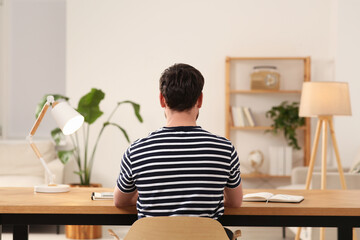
[51,102,84,135]
[299,82,351,117]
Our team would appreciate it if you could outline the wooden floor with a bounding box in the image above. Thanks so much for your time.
[1,225,296,240]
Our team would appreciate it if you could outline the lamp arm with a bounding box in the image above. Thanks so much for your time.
[27,96,56,185]
[29,141,55,184]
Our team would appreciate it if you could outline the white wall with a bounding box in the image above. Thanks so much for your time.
[335,0,360,167]
[2,0,66,139]
[0,0,5,138]
[67,0,338,187]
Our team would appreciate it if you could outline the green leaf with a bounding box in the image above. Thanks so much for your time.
[77,88,105,124]
[74,170,85,176]
[51,128,64,145]
[118,100,144,123]
[35,94,69,118]
[265,101,305,150]
[104,122,131,143]
[57,150,74,164]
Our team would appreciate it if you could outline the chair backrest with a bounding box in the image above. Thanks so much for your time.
[123,216,229,240]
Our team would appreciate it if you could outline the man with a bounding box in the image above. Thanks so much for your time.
[114,63,243,237]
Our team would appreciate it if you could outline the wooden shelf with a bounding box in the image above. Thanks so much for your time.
[231,126,272,130]
[230,90,301,94]
[231,126,306,131]
[226,57,308,61]
[241,173,291,179]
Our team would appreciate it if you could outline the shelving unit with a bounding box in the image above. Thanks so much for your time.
[225,57,311,177]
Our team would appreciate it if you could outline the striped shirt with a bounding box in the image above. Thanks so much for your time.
[117,126,241,219]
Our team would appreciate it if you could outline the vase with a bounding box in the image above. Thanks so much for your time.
[65,183,102,239]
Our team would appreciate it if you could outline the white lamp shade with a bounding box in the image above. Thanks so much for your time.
[51,102,84,135]
[299,82,351,117]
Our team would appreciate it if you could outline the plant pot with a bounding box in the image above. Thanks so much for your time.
[65,183,102,239]
[69,183,103,188]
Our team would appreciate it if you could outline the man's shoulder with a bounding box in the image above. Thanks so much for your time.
[129,127,234,150]
[128,128,165,148]
[199,128,233,144]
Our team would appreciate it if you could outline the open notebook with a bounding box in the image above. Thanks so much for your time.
[243,192,304,203]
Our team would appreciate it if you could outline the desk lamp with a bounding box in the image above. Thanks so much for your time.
[296,82,352,240]
[27,96,84,193]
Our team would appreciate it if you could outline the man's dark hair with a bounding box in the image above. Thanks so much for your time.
[159,63,204,111]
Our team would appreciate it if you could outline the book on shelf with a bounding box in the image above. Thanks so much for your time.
[229,107,235,127]
[231,106,246,127]
[277,147,285,175]
[237,107,246,126]
[231,106,257,127]
[91,192,114,200]
[243,107,256,127]
[243,192,304,203]
[284,147,293,176]
[231,106,240,127]
[268,146,293,176]
[269,146,278,175]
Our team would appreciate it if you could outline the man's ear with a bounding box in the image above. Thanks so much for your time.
[197,93,203,108]
[159,93,166,108]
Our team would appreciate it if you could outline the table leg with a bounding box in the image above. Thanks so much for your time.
[13,225,29,240]
[338,226,353,239]
[282,226,286,239]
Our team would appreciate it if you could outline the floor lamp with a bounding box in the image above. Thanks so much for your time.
[295,82,352,240]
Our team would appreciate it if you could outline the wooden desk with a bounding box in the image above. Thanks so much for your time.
[0,187,359,240]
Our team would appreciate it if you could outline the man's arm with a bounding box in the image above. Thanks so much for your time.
[113,187,138,207]
[224,182,243,207]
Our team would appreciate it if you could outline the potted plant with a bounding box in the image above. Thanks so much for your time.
[265,101,305,150]
[36,88,143,186]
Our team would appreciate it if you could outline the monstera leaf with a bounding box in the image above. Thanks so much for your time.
[118,100,143,123]
[57,150,74,164]
[77,88,105,125]
[103,122,130,143]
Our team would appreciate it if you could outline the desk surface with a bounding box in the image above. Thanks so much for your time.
[0,187,360,217]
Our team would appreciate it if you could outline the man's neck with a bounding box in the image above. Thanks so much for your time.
[165,108,198,127]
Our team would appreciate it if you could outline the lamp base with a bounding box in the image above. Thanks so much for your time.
[34,184,70,193]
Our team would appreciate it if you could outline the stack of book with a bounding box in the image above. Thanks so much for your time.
[231,106,256,127]
[268,146,293,176]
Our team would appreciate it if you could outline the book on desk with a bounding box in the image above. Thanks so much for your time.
[91,192,114,200]
[243,192,304,203]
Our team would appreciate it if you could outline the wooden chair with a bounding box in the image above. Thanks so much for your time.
[112,216,240,240]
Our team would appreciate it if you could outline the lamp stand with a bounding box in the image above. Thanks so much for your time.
[28,96,70,193]
[304,116,347,190]
[34,184,70,193]
[295,116,356,240]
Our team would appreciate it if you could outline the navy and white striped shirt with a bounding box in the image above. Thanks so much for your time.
[117,126,241,219]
